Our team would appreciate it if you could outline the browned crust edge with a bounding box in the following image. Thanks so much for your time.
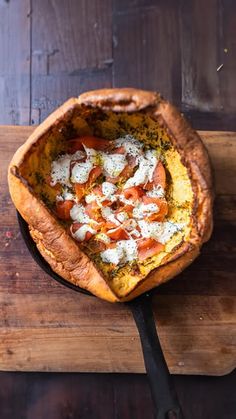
[8,174,118,302]
[153,100,213,244]
[8,88,213,302]
[78,88,159,112]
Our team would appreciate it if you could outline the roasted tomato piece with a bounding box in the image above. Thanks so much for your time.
[74,166,102,202]
[45,174,52,185]
[153,161,166,188]
[113,146,126,154]
[87,185,112,207]
[120,165,134,181]
[55,200,74,220]
[120,203,134,213]
[142,195,168,221]
[89,166,102,185]
[74,184,86,201]
[119,187,143,213]
[107,226,129,241]
[105,176,117,184]
[123,186,144,201]
[102,220,120,230]
[137,238,164,261]
[106,160,136,184]
[145,161,166,190]
[85,202,103,223]
[67,136,111,153]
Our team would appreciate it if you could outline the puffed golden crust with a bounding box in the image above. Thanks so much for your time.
[8,88,213,302]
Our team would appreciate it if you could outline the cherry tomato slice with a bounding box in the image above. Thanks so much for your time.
[74,166,102,202]
[107,226,129,241]
[142,196,168,221]
[123,186,144,201]
[55,200,74,220]
[137,238,164,261]
[67,136,111,153]
[145,161,166,190]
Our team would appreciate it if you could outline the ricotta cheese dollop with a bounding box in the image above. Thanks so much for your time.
[147,185,165,198]
[133,203,159,220]
[85,193,100,204]
[124,150,158,188]
[71,161,93,184]
[70,204,92,224]
[138,220,184,244]
[100,239,138,265]
[101,153,127,178]
[115,135,143,158]
[82,145,98,162]
[101,182,117,199]
[51,155,71,187]
[50,151,85,187]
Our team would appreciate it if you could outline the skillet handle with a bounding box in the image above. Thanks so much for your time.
[129,294,184,419]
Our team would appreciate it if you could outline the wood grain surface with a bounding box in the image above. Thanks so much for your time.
[1,125,235,375]
[1,0,236,132]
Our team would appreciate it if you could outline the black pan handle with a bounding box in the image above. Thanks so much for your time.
[129,294,184,419]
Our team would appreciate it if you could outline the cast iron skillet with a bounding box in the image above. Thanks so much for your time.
[17,211,184,419]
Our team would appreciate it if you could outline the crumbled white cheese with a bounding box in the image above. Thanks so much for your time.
[71,160,93,184]
[72,224,96,241]
[100,246,123,265]
[85,193,99,204]
[101,207,120,226]
[138,221,184,244]
[145,150,159,182]
[147,185,165,198]
[124,150,158,188]
[62,191,75,201]
[133,203,159,219]
[117,239,138,262]
[70,204,91,224]
[123,218,137,231]
[56,187,76,202]
[51,155,71,187]
[115,135,143,158]
[102,182,117,197]
[101,182,117,202]
[116,211,129,223]
[100,239,138,265]
[82,145,98,163]
[119,195,134,207]
[101,153,127,178]
[50,150,85,187]
[84,195,102,209]
[130,229,141,238]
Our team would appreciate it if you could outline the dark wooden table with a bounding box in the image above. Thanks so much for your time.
[0,1,235,418]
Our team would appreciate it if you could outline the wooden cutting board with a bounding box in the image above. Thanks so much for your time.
[0,126,235,375]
